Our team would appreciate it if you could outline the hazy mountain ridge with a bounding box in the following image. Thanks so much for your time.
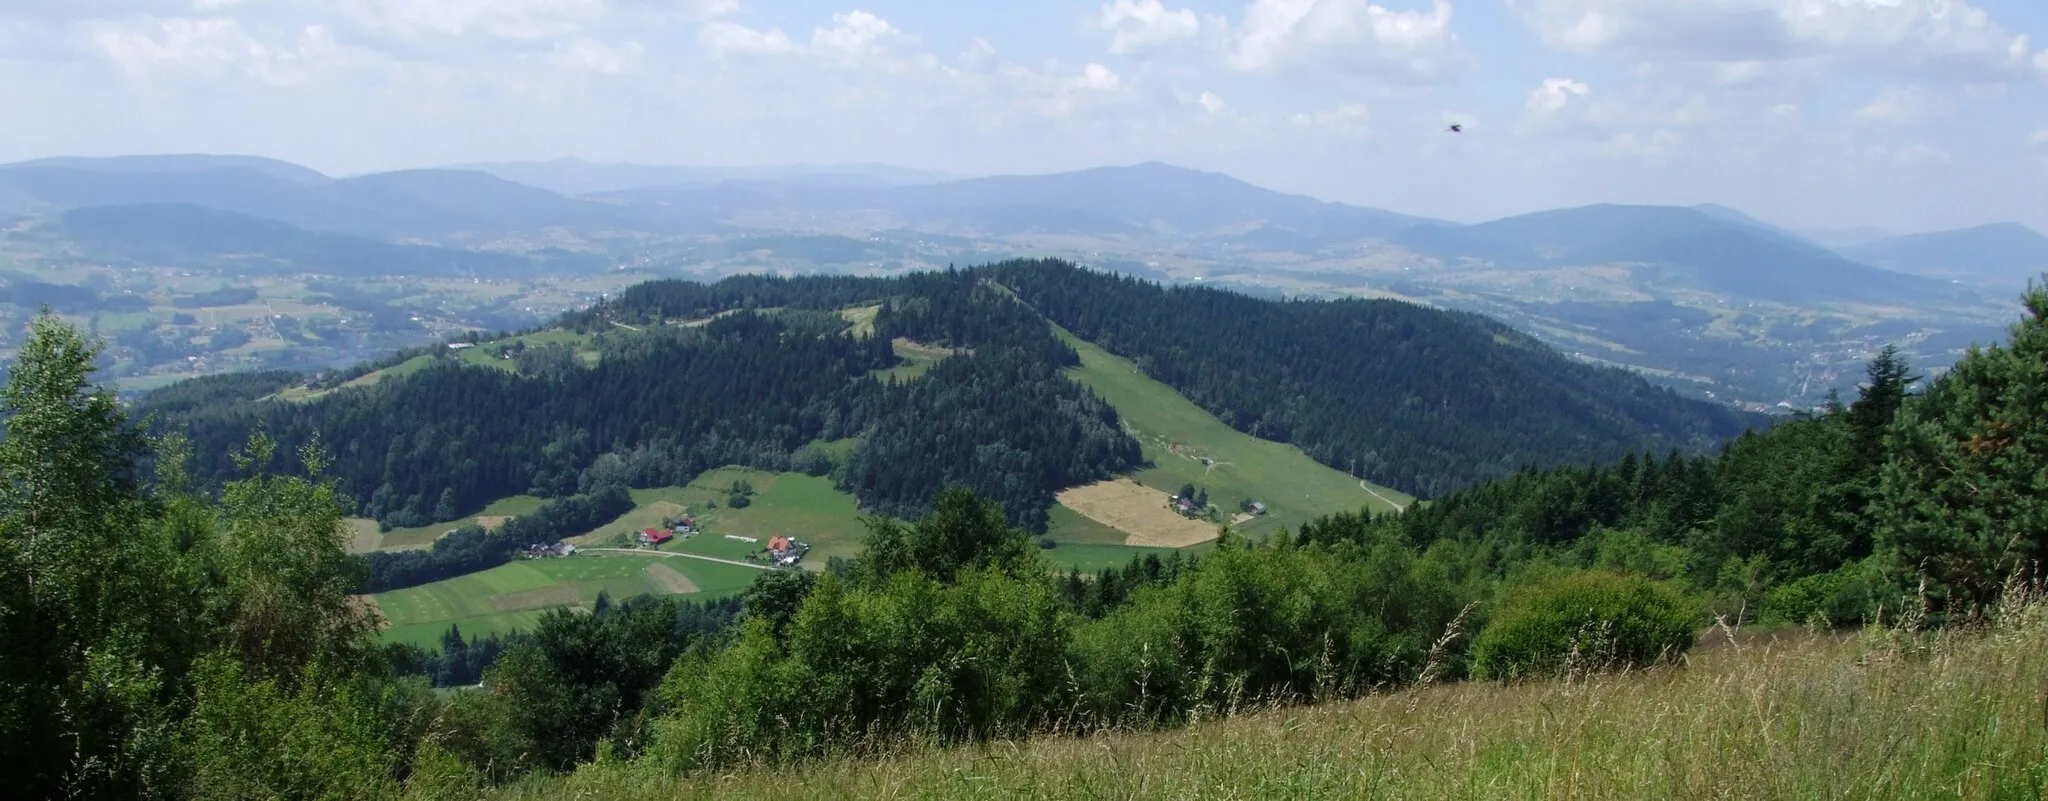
[1845,223,2048,286]
[3,151,2032,410]
[57,203,584,277]
[448,157,959,195]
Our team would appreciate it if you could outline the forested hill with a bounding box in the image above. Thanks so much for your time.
[143,272,1135,533]
[985,261,1762,497]
[142,260,1761,532]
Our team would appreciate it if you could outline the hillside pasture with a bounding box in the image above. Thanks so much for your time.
[452,328,602,370]
[1055,479,1220,548]
[369,552,761,646]
[838,304,881,338]
[1053,324,1412,540]
[873,337,967,382]
[348,494,548,553]
[1044,503,1128,546]
[571,467,873,568]
[342,518,383,554]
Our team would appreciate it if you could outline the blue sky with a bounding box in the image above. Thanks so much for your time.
[2,0,2044,233]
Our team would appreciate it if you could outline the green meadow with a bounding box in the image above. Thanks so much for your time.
[1052,324,1412,542]
[575,467,875,568]
[369,553,762,647]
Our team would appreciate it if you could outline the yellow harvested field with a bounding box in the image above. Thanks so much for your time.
[1055,478,1220,548]
[473,515,514,532]
[489,585,582,613]
[643,562,700,594]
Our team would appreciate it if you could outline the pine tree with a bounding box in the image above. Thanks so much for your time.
[1877,286,2048,615]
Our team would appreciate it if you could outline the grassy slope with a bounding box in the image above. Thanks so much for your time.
[1051,324,1413,541]
[370,554,761,646]
[502,605,2048,799]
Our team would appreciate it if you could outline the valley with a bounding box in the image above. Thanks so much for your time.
[9,156,2046,799]
[5,156,2037,413]
[132,259,1754,649]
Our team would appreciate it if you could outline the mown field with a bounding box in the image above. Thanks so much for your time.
[368,552,763,646]
[343,495,547,554]
[496,602,2048,800]
[1051,325,1412,542]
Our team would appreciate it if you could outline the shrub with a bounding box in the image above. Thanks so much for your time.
[1762,557,1893,628]
[1473,570,1699,681]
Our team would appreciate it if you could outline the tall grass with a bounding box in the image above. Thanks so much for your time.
[482,588,2048,800]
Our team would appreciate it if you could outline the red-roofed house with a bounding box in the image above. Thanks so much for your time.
[642,528,673,546]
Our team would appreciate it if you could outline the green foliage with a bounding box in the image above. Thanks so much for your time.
[1762,557,1895,627]
[1876,284,2048,617]
[1472,571,1699,681]
[739,569,817,641]
[854,486,1039,586]
[0,312,398,798]
[178,657,408,800]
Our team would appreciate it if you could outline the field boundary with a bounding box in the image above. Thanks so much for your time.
[582,548,773,571]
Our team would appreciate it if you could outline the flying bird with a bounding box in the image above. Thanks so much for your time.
[1445,124,1463,133]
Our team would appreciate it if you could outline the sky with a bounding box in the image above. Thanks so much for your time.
[2,0,2045,233]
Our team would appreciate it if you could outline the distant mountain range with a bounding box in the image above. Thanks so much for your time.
[445,158,959,195]
[1845,224,2048,288]
[57,203,588,277]
[1392,203,1952,305]
[4,152,2041,306]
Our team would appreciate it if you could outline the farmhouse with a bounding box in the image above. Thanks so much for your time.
[766,535,809,568]
[641,528,674,546]
[523,541,576,559]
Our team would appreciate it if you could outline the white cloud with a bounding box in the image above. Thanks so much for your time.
[958,37,995,70]
[1197,90,1227,114]
[1227,0,1461,77]
[1604,128,1682,160]
[1853,86,1951,125]
[81,16,372,86]
[1525,77,1590,116]
[1883,143,1952,167]
[329,0,735,46]
[1093,0,1203,54]
[1075,63,1123,91]
[1510,0,2041,83]
[698,20,798,57]
[1288,102,1369,135]
[809,10,913,62]
[2031,129,2048,147]
[1087,0,1467,82]
[700,11,914,65]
